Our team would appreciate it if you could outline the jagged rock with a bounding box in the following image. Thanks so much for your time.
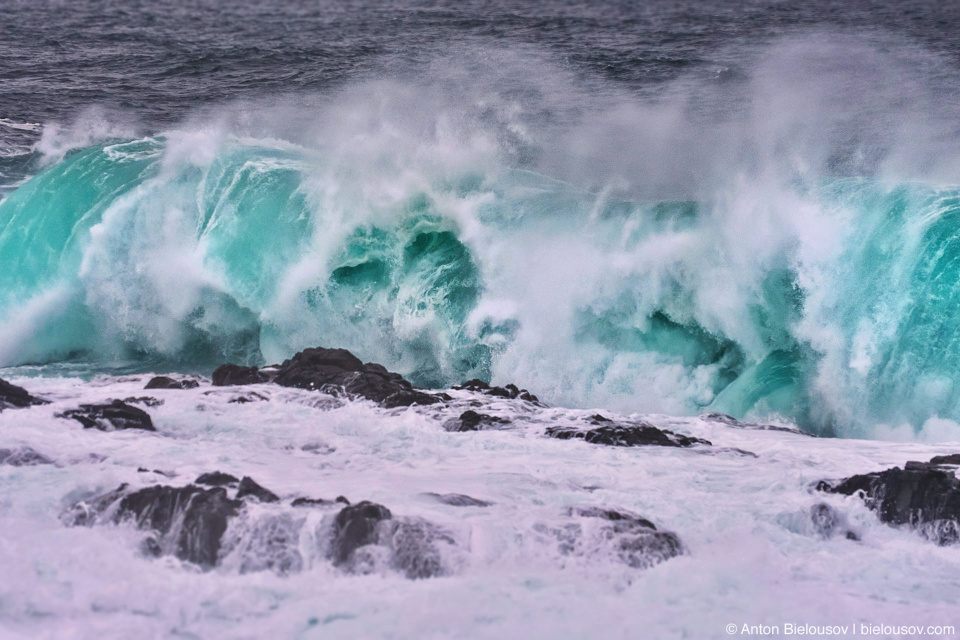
[117,485,242,568]
[546,416,710,448]
[212,364,268,386]
[0,446,53,466]
[930,454,960,466]
[195,471,240,487]
[144,376,199,390]
[453,379,539,403]
[236,476,280,503]
[810,503,859,541]
[0,377,48,410]
[446,410,510,432]
[330,501,392,565]
[423,492,493,507]
[122,396,163,407]
[536,506,684,570]
[270,347,443,407]
[818,464,960,545]
[291,496,349,508]
[57,400,155,431]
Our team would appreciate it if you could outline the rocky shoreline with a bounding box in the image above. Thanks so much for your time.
[2,345,959,583]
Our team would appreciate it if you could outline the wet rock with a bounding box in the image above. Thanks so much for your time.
[546,417,710,448]
[117,485,242,568]
[446,410,510,432]
[236,476,280,503]
[810,503,860,541]
[818,464,960,545]
[0,377,48,410]
[930,454,960,466]
[537,506,684,570]
[423,492,493,507]
[291,496,350,508]
[330,501,392,565]
[57,400,155,431]
[0,446,53,466]
[144,376,199,390]
[211,364,268,386]
[228,391,269,404]
[195,471,240,487]
[138,468,175,478]
[270,346,443,407]
[453,379,539,403]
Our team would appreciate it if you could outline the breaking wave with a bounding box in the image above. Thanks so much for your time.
[3,38,960,438]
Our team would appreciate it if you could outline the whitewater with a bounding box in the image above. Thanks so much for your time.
[2,1,960,637]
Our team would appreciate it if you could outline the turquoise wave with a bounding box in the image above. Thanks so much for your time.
[2,135,959,436]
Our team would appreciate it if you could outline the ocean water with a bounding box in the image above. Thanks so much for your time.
[2,1,960,638]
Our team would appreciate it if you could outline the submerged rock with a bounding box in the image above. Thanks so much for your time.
[0,446,53,466]
[121,396,163,407]
[546,415,709,448]
[0,377,48,410]
[330,501,393,566]
[57,400,155,431]
[536,506,684,570]
[291,496,349,508]
[809,503,860,541]
[818,460,960,545]
[383,517,456,579]
[212,364,268,386]
[446,410,511,432]
[423,492,493,507]
[144,376,200,390]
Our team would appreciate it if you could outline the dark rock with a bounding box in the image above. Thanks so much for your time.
[453,378,539,403]
[212,364,267,386]
[330,501,392,565]
[144,376,199,390]
[269,346,443,407]
[116,485,242,568]
[447,410,510,432]
[138,468,175,477]
[57,400,155,431]
[228,391,269,404]
[195,471,240,487]
[818,464,960,545]
[292,496,349,508]
[930,454,960,466]
[0,377,48,410]
[122,396,163,407]
[236,476,280,503]
[424,492,493,507]
[810,503,859,541]
[536,506,684,569]
[546,420,710,448]
[0,446,53,466]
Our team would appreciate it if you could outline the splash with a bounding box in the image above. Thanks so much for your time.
[2,39,960,438]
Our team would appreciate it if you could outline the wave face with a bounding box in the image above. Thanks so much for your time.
[3,41,960,437]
